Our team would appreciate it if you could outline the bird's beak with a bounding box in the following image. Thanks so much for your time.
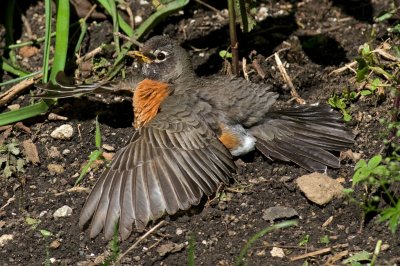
[127,51,154,63]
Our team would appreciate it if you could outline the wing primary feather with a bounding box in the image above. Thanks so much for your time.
[89,171,118,238]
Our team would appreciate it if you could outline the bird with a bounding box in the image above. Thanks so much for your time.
[38,35,354,240]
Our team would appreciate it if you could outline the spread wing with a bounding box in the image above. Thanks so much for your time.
[79,101,236,240]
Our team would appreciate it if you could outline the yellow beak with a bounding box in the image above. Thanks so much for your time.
[127,51,153,63]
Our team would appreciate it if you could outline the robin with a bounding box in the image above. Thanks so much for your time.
[40,35,354,240]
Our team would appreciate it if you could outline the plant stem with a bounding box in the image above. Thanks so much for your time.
[227,0,239,76]
[238,0,248,33]
[49,0,70,83]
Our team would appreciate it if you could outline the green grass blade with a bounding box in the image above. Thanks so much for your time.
[8,32,57,50]
[75,150,102,186]
[235,220,298,266]
[42,0,52,83]
[97,0,134,37]
[0,100,55,126]
[49,0,70,83]
[188,233,196,266]
[108,0,121,55]
[132,0,189,40]
[1,59,30,77]
[95,116,102,148]
[0,70,42,87]
[74,19,88,55]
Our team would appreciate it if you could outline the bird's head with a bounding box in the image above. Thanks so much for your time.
[128,36,193,83]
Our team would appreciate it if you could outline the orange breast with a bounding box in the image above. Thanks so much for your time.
[218,125,239,150]
[134,79,170,128]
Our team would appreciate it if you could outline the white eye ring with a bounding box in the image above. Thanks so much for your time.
[154,50,168,62]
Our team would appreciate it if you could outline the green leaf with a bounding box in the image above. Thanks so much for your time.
[319,235,330,244]
[343,188,354,194]
[355,57,368,82]
[371,165,387,176]
[379,205,400,233]
[375,11,394,22]
[298,234,310,246]
[342,251,371,264]
[343,112,352,122]
[219,50,233,59]
[390,24,400,33]
[39,229,53,237]
[367,155,382,169]
[354,159,367,171]
[370,78,381,90]
[26,217,40,227]
[361,44,371,56]
[360,90,373,96]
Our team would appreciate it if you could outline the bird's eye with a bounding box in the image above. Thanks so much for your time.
[156,52,166,61]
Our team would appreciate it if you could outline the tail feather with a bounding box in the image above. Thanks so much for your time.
[250,105,354,172]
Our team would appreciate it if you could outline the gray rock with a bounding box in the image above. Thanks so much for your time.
[262,206,298,222]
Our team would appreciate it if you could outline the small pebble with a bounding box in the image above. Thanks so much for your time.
[53,205,73,218]
[176,228,183,235]
[262,206,298,222]
[50,240,61,249]
[47,164,64,174]
[102,144,115,152]
[256,249,266,257]
[48,113,68,121]
[102,152,115,161]
[134,15,143,24]
[50,124,74,140]
[7,104,20,111]
[62,149,71,155]
[0,234,14,247]
[48,146,61,158]
[270,247,285,258]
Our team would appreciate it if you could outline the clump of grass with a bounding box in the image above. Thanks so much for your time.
[75,116,103,185]
[342,15,400,233]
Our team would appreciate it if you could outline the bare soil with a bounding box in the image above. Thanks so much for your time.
[0,0,399,265]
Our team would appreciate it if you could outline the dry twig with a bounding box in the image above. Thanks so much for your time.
[274,53,305,104]
[290,247,332,261]
[0,73,43,107]
[329,61,357,76]
[115,221,166,264]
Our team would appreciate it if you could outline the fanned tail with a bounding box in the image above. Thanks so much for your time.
[250,104,354,172]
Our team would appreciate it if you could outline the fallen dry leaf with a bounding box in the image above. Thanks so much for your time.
[156,242,185,257]
[22,139,40,164]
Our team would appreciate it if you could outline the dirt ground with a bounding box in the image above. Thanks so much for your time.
[1,0,399,265]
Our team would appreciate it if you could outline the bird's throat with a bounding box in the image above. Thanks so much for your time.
[133,79,170,128]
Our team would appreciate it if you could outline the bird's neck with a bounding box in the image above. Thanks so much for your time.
[133,79,170,129]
